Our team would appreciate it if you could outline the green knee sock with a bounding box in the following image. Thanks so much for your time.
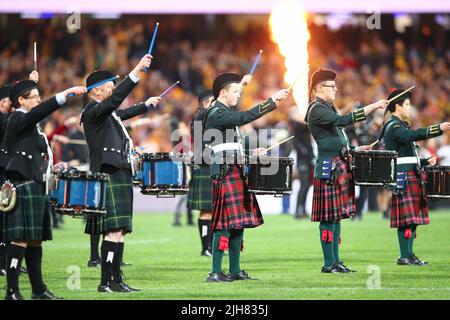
[397,228,410,259]
[333,222,341,263]
[229,229,244,274]
[320,222,335,267]
[212,230,230,273]
[408,226,417,256]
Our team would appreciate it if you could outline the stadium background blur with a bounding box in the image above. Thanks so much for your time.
[1,12,449,212]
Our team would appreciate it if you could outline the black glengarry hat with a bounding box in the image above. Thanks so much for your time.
[86,70,117,91]
[212,73,241,99]
[9,80,38,103]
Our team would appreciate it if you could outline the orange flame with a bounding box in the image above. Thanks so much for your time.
[270,0,310,117]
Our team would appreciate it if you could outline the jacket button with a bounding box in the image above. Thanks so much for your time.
[22,152,26,156]
[111,148,115,152]
[28,155,32,159]
[104,148,107,151]
[117,150,121,153]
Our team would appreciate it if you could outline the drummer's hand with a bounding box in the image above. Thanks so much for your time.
[427,155,437,166]
[29,70,39,83]
[241,74,253,86]
[54,162,68,172]
[439,122,450,132]
[253,148,267,156]
[356,145,372,151]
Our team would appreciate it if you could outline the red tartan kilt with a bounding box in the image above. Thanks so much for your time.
[390,171,429,228]
[311,157,355,222]
[211,165,263,232]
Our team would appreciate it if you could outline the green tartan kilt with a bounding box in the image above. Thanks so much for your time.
[85,169,133,235]
[1,181,52,242]
[187,165,213,211]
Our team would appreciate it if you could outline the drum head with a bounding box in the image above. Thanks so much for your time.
[353,150,398,157]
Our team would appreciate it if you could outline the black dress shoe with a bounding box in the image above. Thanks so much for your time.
[31,289,63,300]
[87,259,101,268]
[336,263,356,273]
[98,284,115,293]
[201,249,212,257]
[98,281,130,293]
[119,282,140,292]
[410,254,429,266]
[321,263,339,273]
[5,289,24,300]
[397,256,413,265]
[19,266,27,274]
[228,270,256,280]
[206,272,233,282]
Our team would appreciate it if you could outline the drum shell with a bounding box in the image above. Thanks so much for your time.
[247,156,294,195]
[352,150,398,186]
[425,166,450,198]
[50,170,108,216]
[136,153,190,195]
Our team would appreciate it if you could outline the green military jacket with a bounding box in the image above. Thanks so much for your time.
[204,98,277,178]
[383,115,442,172]
[306,97,367,178]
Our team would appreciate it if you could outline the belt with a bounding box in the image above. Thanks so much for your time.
[211,143,241,154]
[397,157,419,165]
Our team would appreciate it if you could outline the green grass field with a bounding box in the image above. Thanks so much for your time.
[3,210,450,300]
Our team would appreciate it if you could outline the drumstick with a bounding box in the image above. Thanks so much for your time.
[265,136,294,152]
[387,86,415,103]
[33,42,37,70]
[369,140,379,148]
[66,139,87,145]
[287,65,308,91]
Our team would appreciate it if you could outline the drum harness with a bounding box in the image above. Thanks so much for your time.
[203,103,246,181]
[379,120,424,195]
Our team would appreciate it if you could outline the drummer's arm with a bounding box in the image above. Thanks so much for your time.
[391,124,442,143]
[91,75,140,120]
[214,98,277,129]
[116,102,148,121]
[309,104,366,127]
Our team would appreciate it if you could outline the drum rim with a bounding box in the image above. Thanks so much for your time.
[424,165,450,172]
[56,170,109,180]
[352,150,399,156]
[246,156,295,163]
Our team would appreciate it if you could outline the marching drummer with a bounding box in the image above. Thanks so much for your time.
[203,73,289,282]
[187,90,215,256]
[81,54,161,293]
[305,68,388,273]
[1,79,86,300]
[383,88,450,266]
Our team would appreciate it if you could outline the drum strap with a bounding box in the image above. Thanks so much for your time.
[112,111,134,158]
[36,125,53,195]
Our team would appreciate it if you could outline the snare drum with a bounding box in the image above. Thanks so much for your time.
[246,156,294,196]
[425,166,450,199]
[137,153,190,196]
[50,170,109,217]
[352,150,398,186]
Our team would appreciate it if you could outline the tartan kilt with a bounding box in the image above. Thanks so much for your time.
[1,181,52,242]
[85,169,133,235]
[211,164,263,232]
[311,156,355,222]
[187,165,213,211]
[390,171,428,228]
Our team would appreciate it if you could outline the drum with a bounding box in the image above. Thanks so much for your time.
[136,153,190,197]
[50,170,109,217]
[246,156,294,196]
[352,150,398,186]
[425,166,450,199]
